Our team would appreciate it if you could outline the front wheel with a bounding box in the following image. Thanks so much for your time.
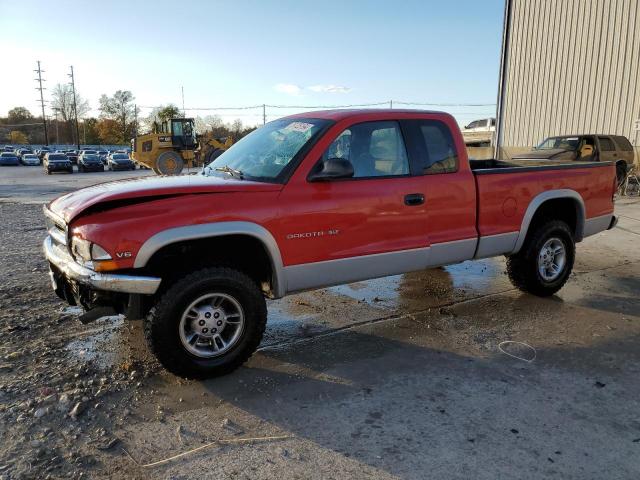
[506,220,575,297]
[155,151,184,175]
[144,267,267,378]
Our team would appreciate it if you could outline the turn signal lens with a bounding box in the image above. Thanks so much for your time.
[93,260,120,272]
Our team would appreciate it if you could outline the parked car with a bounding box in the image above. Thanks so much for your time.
[20,153,40,166]
[78,150,98,164]
[78,154,104,172]
[15,148,32,160]
[462,117,495,146]
[513,134,635,186]
[3,145,14,152]
[107,153,135,171]
[0,152,19,166]
[65,151,79,164]
[37,147,52,160]
[96,150,109,164]
[43,152,73,174]
[43,109,617,378]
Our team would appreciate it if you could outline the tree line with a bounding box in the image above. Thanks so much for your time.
[1,86,256,145]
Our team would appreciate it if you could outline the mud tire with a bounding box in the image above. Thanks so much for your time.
[144,267,267,378]
[506,220,575,297]
[155,151,184,175]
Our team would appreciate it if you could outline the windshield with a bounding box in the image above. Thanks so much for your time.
[1,153,15,157]
[536,136,580,151]
[49,154,67,161]
[113,154,129,159]
[203,118,330,181]
[84,154,99,161]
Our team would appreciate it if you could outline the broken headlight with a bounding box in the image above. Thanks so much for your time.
[71,236,112,262]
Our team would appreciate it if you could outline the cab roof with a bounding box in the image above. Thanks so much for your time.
[284,108,447,121]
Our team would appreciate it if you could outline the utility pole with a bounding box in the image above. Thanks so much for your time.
[34,61,49,145]
[68,66,81,150]
[389,100,393,109]
[53,108,60,144]
[134,104,138,137]
[181,86,185,117]
[263,104,266,125]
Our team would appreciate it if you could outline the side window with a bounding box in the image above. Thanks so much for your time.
[598,136,615,151]
[323,121,409,178]
[416,121,458,174]
[613,135,633,151]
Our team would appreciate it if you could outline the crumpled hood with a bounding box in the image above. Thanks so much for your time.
[512,148,575,160]
[49,174,282,223]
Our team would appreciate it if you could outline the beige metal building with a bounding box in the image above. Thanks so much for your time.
[495,0,640,161]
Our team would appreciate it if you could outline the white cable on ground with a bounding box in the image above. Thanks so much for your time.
[498,341,537,363]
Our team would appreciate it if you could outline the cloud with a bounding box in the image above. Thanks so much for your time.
[274,83,302,96]
[274,83,352,96]
[308,84,351,94]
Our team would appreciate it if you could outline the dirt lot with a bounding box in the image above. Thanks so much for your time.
[1,166,639,479]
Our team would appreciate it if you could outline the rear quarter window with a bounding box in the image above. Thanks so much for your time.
[612,135,633,151]
[403,120,458,175]
[598,137,616,151]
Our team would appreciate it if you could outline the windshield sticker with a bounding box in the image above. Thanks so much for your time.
[284,122,314,133]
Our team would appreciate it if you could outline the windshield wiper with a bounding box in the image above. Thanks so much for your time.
[214,165,244,179]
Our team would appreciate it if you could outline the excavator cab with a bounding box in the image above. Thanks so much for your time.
[170,118,197,150]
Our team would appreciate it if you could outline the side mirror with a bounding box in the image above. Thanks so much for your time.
[309,158,354,181]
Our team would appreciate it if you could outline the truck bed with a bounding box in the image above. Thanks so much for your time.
[469,158,612,174]
[470,158,615,259]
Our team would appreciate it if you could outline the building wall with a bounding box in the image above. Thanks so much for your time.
[497,0,640,160]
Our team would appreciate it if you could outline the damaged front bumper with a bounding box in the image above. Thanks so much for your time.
[43,236,161,295]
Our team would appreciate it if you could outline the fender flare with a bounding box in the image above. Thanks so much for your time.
[512,189,585,254]
[134,221,286,298]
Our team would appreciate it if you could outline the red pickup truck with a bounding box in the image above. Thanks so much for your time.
[43,110,618,378]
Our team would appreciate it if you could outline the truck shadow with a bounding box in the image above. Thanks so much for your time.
[196,298,640,479]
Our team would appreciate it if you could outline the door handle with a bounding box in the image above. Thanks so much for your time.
[404,193,425,206]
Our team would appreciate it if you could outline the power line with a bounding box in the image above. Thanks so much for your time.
[1,122,48,127]
[136,100,496,112]
[394,101,497,107]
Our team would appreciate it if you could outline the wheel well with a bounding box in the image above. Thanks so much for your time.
[528,198,581,240]
[144,235,275,297]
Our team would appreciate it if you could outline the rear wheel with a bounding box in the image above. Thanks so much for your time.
[155,151,184,175]
[506,220,575,297]
[144,267,267,378]
[616,162,628,189]
[204,148,224,166]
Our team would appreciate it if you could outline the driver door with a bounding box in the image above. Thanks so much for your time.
[277,120,431,292]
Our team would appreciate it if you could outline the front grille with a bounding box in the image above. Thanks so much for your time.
[44,207,68,246]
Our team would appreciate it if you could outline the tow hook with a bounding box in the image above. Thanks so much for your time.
[78,306,118,324]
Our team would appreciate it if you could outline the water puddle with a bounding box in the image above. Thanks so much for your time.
[65,315,125,368]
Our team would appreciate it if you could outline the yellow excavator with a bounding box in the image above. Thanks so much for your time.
[131,118,233,175]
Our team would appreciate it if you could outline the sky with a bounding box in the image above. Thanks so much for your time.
[0,0,505,127]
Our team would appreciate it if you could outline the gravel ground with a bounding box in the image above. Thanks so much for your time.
[0,202,162,478]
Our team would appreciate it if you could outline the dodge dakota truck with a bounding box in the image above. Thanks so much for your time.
[43,110,618,378]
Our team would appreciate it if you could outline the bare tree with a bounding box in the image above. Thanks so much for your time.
[51,84,89,122]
